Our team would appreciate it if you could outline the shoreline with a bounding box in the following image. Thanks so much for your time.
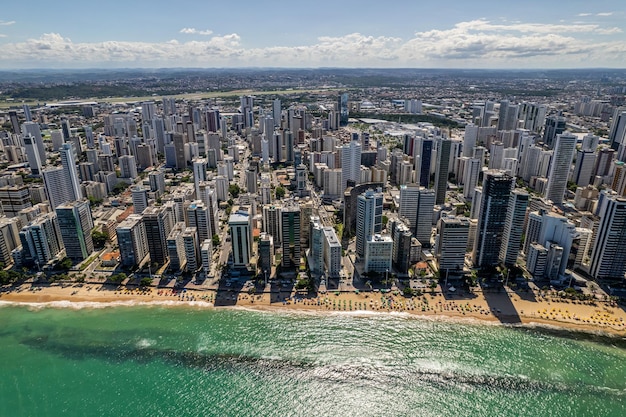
[1,283,625,338]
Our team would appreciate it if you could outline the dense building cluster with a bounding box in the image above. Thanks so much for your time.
[0,72,625,290]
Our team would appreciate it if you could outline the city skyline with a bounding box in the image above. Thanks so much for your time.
[0,1,624,69]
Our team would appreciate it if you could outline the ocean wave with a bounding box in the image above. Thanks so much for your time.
[0,299,214,310]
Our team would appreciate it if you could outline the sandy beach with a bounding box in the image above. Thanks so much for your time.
[1,282,625,336]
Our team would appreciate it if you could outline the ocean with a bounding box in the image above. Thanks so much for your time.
[1,303,625,417]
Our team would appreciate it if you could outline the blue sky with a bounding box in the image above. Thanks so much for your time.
[0,0,624,69]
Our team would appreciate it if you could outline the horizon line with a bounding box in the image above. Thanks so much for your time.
[1,66,626,72]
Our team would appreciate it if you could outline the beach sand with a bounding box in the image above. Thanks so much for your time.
[1,283,625,336]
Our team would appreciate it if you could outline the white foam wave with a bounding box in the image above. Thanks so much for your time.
[0,299,214,310]
[136,338,156,349]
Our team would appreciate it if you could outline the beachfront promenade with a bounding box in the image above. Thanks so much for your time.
[1,280,624,336]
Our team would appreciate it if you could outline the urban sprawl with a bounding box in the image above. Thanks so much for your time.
[1,69,626,304]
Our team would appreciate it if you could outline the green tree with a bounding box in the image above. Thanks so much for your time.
[275,186,286,199]
[228,183,241,198]
[88,196,103,207]
[111,182,128,195]
[91,230,108,249]
[109,273,127,284]
[403,286,414,297]
[139,277,152,287]
[212,234,221,247]
[58,257,73,270]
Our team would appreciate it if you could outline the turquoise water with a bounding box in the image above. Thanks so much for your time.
[1,304,625,417]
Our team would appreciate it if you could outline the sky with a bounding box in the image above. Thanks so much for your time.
[0,0,624,69]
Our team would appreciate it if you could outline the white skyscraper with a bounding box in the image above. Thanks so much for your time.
[23,134,43,176]
[523,209,577,276]
[436,216,470,273]
[398,185,435,247]
[545,132,577,205]
[364,234,393,273]
[22,121,46,163]
[309,216,324,275]
[229,210,252,268]
[131,186,149,214]
[192,157,208,198]
[499,189,529,266]
[463,158,481,199]
[60,142,82,201]
[116,214,148,267]
[341,140,362,191]
[356,188,383,257]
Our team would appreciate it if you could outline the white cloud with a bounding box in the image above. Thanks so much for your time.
[180,28,213,36]
[0,18,624,69]
[577,13,592,17]
[597,12,614,16]
[445,19,621,35]
[0,20,15,26]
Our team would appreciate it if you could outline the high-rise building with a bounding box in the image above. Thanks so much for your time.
[148,170,166,194]
[391,220,413,274]
[0,217,21,266]
[323,227,342,277]
[166,222,186,272]
[116,214,148,267]
[272,99,282,127]
[23,134,43,176]
[141,101,156,123]
[463,158,481,199]
[338,93,349,127]
[59,142,83,202]
[55,200,94,262]
[229,209,252,268]
[295,164,307,197]
[118,155,138,179]
[436,216,469,273]
[192,158,207,198]
[18,212,63,267]
[497,100,520,131]
[281,200,301,269]
[589,196,626,280]
[434,139,451,205]
[143,206,174,266]
[608,108,626,153]
[523,209,577,276]
[131,186,148,214]
[545,132,577,205]
[0,185,32,217]
[364,234,393,273]
[262,204,282,245]
[258,233,273,275]
[246,168,257,194]
[543,114,567,148]
[187,200,211,244]
[356,188,383,257]
[22,122,46,163]
[499,189,529,266]
[43,167,73,210]
[418,139,434,188]
[173,132,187,170]
[198,182,220,238]
[572,149,597,187]
[473,170,513,267]
[398,185,435,246]
[309,216,324,275]
[182,227,199,272]
[341,140,362,191]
